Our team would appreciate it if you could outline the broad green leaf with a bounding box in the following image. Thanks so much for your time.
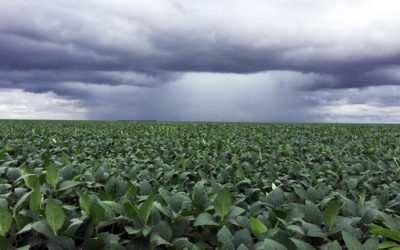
[58,180,80,191]
[342,230,363,250]
[320,241,342,250]
[138,195,154,225]
[287,224,305,235]
[237,244,249,250]
[263,239,287,250]
[217,226,233,245]
[193,183,209,210]
[150,232,170,248]
[45,199,65,234]
[0,206,12,236]
[154,221,173,242]
[89,201,105,227]
[124,202,137,219]
[78,192,93,214]
[13,191,31,216]
[6,167,20,181]
[153,202,173,220]
[265,187,284,207]
[142,225,152,237]
[220,242,235,250]
[194,213,219,226]
[46,163,59,187]
[17,223,32,235]
[105,176,126,197]
[172,238,196,250]
[232,229,253,249]
[331,216,353,234]
[139,181,153,196]
[323,197,342,232]
[23,174,40,190]
[228,205,246,217]
[305,200,323,226]
[249,216,268,236]
[15,246,30,250]
[32,220,54,238]
[124,226,141,235]
[169,194,183,213]
[363,237,379,250]
[290,238,316,250]
[214,187,232,221]
[369,224,400,241]
[127,181,138,199]
[100,232,120,244]
[378,241,399,249]
[30,188,42,213]
[60,152,70,164]
[302,222,324,238]
[94,167,107,183]
[64,218,83,235]
[47,235,75,250]
[98,200,123,214]
[14,187,28,198]
[0,198,8,209]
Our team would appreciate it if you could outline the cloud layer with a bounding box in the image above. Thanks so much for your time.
[1,0,400,121]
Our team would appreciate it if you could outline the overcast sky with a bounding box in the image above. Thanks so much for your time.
[1,0,400,122]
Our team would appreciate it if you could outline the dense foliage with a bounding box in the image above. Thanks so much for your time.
[0,120,400,249]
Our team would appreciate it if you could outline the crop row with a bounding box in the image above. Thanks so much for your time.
[0,121,400,249]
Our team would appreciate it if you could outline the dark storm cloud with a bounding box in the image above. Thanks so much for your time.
[0,69,178,92]
[1,0,400,122]
[1,28,399,89]
[1,0,400,93]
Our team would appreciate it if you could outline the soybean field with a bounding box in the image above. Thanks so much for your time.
[0,120,400,249]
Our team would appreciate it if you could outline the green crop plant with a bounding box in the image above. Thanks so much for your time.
[0,120,399,249]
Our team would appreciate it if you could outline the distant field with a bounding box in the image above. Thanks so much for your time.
[0,121,400,249]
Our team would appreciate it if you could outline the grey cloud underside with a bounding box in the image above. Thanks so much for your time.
[2,32,400,93]
[1,0,400,122]
[1,0,400,93]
